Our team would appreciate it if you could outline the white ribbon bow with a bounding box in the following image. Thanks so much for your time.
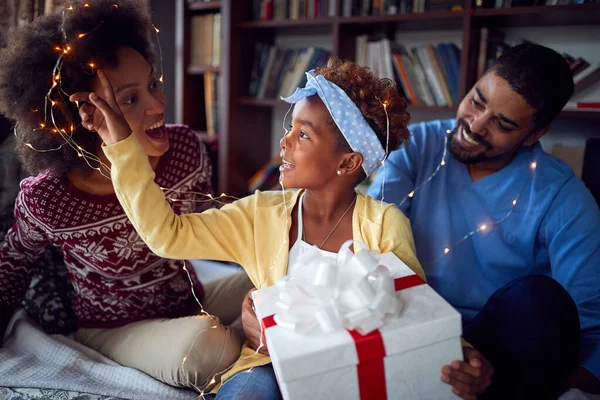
[273,241,402,336]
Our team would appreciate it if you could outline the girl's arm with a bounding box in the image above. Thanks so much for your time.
[379,204,425,281]
[70,71,256,271]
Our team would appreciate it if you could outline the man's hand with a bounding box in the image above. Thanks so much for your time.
[69,69,132,146]
[241,288,269,356]
[441,347,493,399]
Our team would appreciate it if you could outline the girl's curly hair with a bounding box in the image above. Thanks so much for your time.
[0,0,155,176]
[315,58,410,159]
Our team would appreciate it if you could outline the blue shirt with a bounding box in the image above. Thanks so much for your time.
[368,119,600,379]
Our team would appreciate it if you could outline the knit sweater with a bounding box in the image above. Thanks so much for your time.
[0,125,214,328]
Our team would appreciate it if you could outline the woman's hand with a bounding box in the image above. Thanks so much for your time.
[69,69,131,146]
[241,288,269,356]
[441,346,494,399]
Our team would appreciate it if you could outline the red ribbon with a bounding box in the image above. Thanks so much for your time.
[261,274,425,399]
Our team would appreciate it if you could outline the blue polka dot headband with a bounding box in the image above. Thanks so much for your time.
[281,70,386,176]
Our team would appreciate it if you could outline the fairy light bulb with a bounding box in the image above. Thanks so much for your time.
[531,161,537,170]
[40,123,45,128]
[480,224,487,231]
[440,160,446,166]
[84,3,90,7]
[446,129,451,134]
[408,191,414,198]
[444,248,450,254]
[512,199,517,206]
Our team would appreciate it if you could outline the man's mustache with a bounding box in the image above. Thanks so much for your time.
[457,119,492,150]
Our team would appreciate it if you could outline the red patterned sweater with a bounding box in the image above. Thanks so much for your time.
[0,125,215,328]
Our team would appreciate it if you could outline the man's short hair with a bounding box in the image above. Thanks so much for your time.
[488,42,574,129]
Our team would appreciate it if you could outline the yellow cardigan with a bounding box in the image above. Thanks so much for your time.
[103,133,425,391]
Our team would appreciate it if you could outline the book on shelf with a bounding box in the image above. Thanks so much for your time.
[187,0,219,4]
[342,0,461,16]
[190,13,221,67]
[475,0,597,8]
[249,44,331,100]
[204,72,220,136]
[356,36,460,107]
[247,155,283,193]
[253,0,335,21]
[564,101,600,110]
[574,62,600,96]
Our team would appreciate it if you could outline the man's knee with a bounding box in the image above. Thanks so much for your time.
[493,274,578,320]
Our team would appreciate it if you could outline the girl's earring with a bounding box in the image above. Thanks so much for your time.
[337,170,342,176]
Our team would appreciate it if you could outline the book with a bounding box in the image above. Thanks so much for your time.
[190,14,214,66]
[574,62,600,95]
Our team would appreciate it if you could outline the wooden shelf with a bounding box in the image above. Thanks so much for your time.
[239,17,336,29]
[472,4,600,26]
[240,11,464,29]
[175,0,600,196]
[188,1,220,11]
[338,10,464,24]
[187,65,220,74]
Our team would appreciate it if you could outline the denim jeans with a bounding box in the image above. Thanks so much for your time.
[212,364,282,400]
[463,274,580,399]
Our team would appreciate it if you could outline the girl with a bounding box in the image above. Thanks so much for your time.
[0,0,252,390]
[75,58,423,397]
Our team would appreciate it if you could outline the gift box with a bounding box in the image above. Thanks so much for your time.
[253,246,463,400]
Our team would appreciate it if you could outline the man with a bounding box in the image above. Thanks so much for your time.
[366,43,600,398]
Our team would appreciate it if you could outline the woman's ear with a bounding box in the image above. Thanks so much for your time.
[339,153,363,176]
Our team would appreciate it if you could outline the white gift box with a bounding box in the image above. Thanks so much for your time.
[253,251,463,400]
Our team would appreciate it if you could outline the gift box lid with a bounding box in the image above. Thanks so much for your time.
[253,252,462,383]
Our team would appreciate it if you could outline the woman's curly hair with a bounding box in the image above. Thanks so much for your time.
[0,0,155,176]
[315,58,410,158]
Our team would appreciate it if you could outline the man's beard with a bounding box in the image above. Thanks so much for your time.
[449,118,496,165]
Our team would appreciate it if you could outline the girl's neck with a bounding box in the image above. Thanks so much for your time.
[301,188,357,223]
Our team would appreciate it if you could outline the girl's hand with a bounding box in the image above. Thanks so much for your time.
[69,69,132,146]
[441,347,494,399]
[241,288,269,356]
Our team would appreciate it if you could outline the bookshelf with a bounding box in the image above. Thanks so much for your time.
[176,0,600,196]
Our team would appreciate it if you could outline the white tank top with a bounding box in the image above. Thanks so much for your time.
[288,192,337,276]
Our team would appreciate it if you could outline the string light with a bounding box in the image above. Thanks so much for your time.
[14,3,239,393]
[392,126,537,266]
[377,97,390,207]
